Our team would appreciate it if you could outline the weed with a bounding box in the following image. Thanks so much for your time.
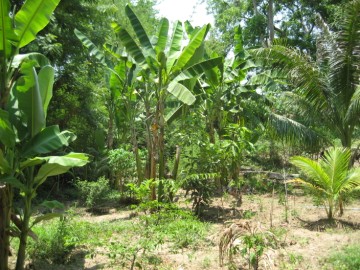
[202,257,212,268]
[219,221,280,270]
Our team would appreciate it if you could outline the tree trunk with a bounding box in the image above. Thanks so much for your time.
[172,145,181,181]
[131,126,143,185]
[0,186,11,270]
[150,118,158,201]
[158,101,165,180]
[268,0,274,45]
[15,209,30,270]
[107,109,115,150]
[144,100,152,180]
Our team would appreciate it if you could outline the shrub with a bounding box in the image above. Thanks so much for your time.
[28,216,77,264]
[75,177,111,208]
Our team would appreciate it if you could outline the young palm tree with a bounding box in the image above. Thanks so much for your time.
[290,147,360,219]
[251,0,360,150]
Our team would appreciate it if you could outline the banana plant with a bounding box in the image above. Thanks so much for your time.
[0,1,89,270]
[114,5,222,196]
[75,5,222,200]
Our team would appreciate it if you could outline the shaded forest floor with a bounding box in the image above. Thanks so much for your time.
[10,191,360,270]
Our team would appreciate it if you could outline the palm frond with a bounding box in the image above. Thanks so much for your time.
[267,113,325,149]
[320,148,350,194]
[290,156,330,190]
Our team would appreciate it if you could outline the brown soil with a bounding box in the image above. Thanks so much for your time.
[15,192,360,270]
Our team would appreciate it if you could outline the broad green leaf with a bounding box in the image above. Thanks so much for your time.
[21,126,73,158]
[12,53,50,69]
[31,213,62,227]
[47,152,89,167]
[155,18,169,54]
[34,152,89,187]
[167,81,196,105]
[20,157,47,169]
[172,24,209,72]
[38,65,54,118]
[125,5,155,58]
[166,21,183,72]
[233,25,244,57]
[113,23,146,65]
[0,0,17,58]
[39,200,64,210]
[165,105,183,124]
[173,57,223,83]
[15,0,60,48]
[30,67,45,137]
[0,149,11,174]
[0,176,26,191]
[0,109,15,147]
[184,21,195,38]
[74,29,106,65]
[109,61,126,99]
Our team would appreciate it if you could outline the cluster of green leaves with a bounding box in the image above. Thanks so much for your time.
[75,177,112,209]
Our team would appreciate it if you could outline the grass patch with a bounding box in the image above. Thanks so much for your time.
[323,244,360,270]
[27,204,209,268]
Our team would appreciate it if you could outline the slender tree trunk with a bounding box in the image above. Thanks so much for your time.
[0,186,11,270]
[150,114,158,200]
[158,100,165,180]
[208,121,215,144]
[172,145,181,180]
[15,206,30,270]
[131,125,143,185]
[107,109,115,150]
[268,0,274,45]
[144,98,152,180]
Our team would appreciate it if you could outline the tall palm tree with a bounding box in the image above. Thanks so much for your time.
[290,147,360,219]
[251,0,360,151]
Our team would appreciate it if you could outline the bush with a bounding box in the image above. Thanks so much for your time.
[75,177,111,208]
[28,216,77,264]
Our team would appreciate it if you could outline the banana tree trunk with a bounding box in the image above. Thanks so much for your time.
[107,109,115,150]
[172,145,181,180]
[158,101,165,180]
[131,126,143,185]
[144,99,152,180]
[15,206,30,270]
[0,186,11,270]
[150,116,158,200]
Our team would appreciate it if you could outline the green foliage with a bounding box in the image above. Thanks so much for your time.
[31,204,208,269]
[324,244,360,270]
[75,177,111,209]
[251,0,360,150]
[290,147,360,219]
[181,173,218,215]
[107,147,143,181]
[28,216,76,264]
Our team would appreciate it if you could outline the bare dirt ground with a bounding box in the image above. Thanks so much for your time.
[15,191,360,270]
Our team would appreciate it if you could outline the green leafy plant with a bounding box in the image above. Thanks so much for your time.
[108,148,137,192]
[28,216,77,264]
[75,177,111,209]
[290,147,360,219]
[181,173,218,215]
[0,1,90,269]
